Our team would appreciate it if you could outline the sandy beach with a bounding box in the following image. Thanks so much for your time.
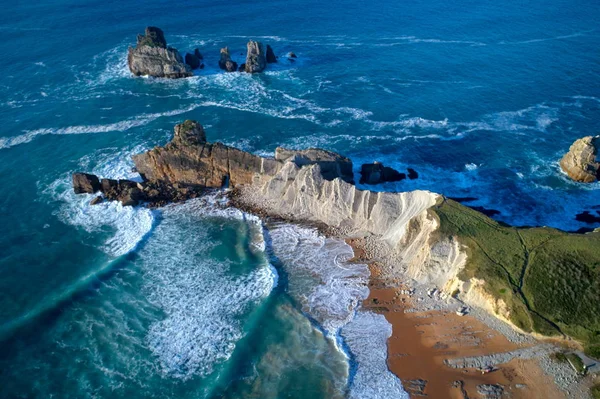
[346,237,569,399]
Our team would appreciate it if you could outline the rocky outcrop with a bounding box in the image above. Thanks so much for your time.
[219,47,238,72]
[185,52,201,69]
[73,173,100,194]
[359,162,405,185]
[127,27,192,78]
[132,121,279,188]
[560,136,600,183]
[275,147,354,183]
[266,45,277,63]
[245,41,266,73]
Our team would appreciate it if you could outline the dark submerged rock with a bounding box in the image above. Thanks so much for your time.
[407,168,419,180]
[288,52,297,58]
[72,173,101,194]
[185,53,201,69]
[266,45,277,63]
[576,211,600,224]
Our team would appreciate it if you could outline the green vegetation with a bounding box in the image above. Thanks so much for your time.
[550,351,568,363]
[565,353,586,374]
[591,384,600,399]
[431,198,600,356]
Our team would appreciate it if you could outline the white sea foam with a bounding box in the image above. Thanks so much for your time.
[0,104,199,150]
[142,198,276,379]
[44,147,154,257]
[268,223,406,398]
[268,224,369,336]
[465,163,479,171]
[342,311,408,399]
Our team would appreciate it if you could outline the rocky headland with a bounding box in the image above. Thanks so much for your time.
[73,121,600,398]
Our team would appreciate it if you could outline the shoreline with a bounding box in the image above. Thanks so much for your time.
[345,237,586,398]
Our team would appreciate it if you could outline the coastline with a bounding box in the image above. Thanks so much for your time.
[345,237,584,398]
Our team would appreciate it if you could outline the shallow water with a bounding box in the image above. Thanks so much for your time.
[0,0,599,397]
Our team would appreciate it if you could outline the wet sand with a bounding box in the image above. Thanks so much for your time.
[362,269,565,399]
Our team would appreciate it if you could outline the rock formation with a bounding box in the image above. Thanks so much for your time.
[359,162,405,185]
[275,147,354,183]
[73,173,100,194]
[185,52,201,69]
[218,47,238,72]
[266,45,277,63]
[127,27,192,78]
[560,136,600,183]
[245,41,266,73]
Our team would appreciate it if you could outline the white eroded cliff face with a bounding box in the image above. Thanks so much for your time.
[237,161,521,327]
[240,162,465,287]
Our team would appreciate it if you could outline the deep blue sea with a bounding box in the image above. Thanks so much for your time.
[0,0,599,397]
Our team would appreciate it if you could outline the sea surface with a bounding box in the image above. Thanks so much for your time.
[0,0,599,397]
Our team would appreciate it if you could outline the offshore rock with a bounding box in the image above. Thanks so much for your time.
[184,52,201,69]
[560,136,600,183]
[245,41,266,73]
[127,27,192,78]
[360,162,405,185]
[218,47,238,72]
[275,147,354,183]
[72,173,101,194]
[266,45,277,63]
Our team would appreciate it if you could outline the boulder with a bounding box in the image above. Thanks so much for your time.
[275,147,354,183]
[560,136,600,183]
[288,52,297,58]
[219,47,238,72]
[194,48,203,60]
[238,63,246,72]
[359,162,405,185]
[184,53,201,69]
[127,27,192,78]
[407,168,419,180]
[266,45,277,63]
[90,196,104,205]
[245,41,266,73]
[72,173,101,194]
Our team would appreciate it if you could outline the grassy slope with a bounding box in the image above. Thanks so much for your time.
[431,198,600,357]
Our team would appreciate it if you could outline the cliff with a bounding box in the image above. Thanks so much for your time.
[73,120,600,358]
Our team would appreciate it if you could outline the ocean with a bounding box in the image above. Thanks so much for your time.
[0,0,598,397]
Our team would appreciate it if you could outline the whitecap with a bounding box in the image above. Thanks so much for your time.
[0,104,200,149]
[142,198,276,379]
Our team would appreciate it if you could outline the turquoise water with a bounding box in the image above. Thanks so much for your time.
[0,0,599,397]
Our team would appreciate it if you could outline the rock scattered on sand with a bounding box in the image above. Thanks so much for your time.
[477,384,504,399]
[560,135,600,183]
[218,47,238,72]
[127,27,192,78]
[359,162,405,185]
[245,41,267,73]
[72,173,100,194]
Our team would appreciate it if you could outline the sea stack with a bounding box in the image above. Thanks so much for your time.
[245,41,267,73]
[127,27,192,78]
[560,136,600,183]
[266,45,277,63]
[218,47,238,72]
